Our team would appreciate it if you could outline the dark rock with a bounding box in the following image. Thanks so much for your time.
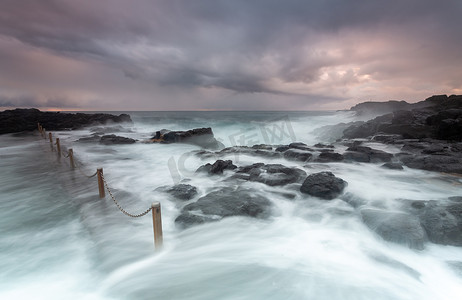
[254,149,282,158]
[314,143,335,148]
[152,127,224,149]
[381,162,404,170]
[0,108,132,134]
[449,196,462,202]
[160,184,198,200]
[344,146,393,163]
[419,203,462,246]
[343,95,462,141]
[100,134,136,145]
[275,145,290,152]
[283,149,313,162]
[175,187,273,228]
[300,172,347,200]
[174,212,217,229]
[399,154,462,174]
[77,134,102,143]
[343,114,393,139]
[315,152,344,162]
[343,151,371,163]
[237,163,306,186]
[196,160,237,174]
[360,208,426,250]
[252,144,272,150]
[289,142,312,151]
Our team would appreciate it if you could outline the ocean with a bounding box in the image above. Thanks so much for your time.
[1,111,461,299]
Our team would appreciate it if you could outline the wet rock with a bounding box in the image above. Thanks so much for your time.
[237,163,306,186]
[254,149,282,158]
[344,146,393,163]
[289,142,312,151]
[100,134,136,145]
[314,143,335,148]
[283,149,313,162]
[381,162,404,170]
[152,127,224,149]
[159,184,198,200]
[275,145,290,152]
[315,152,344,162]
[174,212,217,229]
[77,134,101,143]
[175,187,273,228]
[252,144,273,150]
[399,154,462,174]
[196,160,237,174]
[360,208,426,250]
[343,151,370,163]
[0,108,132,134]
[419,203,462,246]
[300,172,347,200]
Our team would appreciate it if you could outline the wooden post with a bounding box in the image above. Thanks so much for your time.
[37,123,41,132]
[97,168,105,198]
[48,132,53,143]
[42,128,46,138]
[152,202,163,250]
[68,148,75,169]
[56,138,61,156]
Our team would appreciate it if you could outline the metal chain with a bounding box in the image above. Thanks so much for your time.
[100,173,152,218]
[75,161,98,178]
[63,150,70,158]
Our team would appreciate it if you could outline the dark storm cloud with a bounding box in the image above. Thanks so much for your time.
[0,0,461,109]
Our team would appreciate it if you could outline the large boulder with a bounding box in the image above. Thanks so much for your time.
[283,149,313,162]
[235,163,306,186]
[360,208,426,250]
[300,172,347,200]
[157,184,198,201]
[0,108,132,134]
[196,160,237,175]
[175,187,272,228]
[418,203,462,247]
[152,127,224,149]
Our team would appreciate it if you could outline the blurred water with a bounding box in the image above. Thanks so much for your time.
[1,111,461,300]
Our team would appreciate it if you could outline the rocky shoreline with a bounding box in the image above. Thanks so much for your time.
[2,94,461,250]
[0,108,132,134]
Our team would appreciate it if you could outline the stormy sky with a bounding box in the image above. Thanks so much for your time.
[1,0,461,111]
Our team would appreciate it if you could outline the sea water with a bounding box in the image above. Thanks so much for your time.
[0,111,461,300]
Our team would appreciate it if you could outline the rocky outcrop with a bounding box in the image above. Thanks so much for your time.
[175,187,272,228]
[100,134,136,145]
[0,108,132,134]
[343,146,393,163]
[343,95,462,141]
[151,127,224,149]
[360,208,426,250]
[157,184,198,201]
[300,172,347,200]
[234,163,306,186]
[196,160,237,174]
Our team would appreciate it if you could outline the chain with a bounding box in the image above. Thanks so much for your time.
[63,150,70,158]
[75,161,98,178]
[100,173,152,218]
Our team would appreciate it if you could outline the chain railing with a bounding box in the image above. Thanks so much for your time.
[36,122,163,250]
[100,173,153,218]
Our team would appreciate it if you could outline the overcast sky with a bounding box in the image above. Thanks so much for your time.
[1,0,461,111]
